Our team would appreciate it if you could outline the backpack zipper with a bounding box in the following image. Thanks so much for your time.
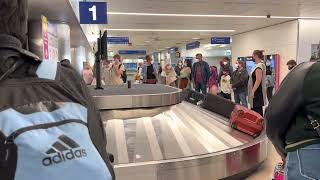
[4,119,87,146]
[1,119,87,167]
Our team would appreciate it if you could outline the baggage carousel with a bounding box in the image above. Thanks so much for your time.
[89,84,268,180]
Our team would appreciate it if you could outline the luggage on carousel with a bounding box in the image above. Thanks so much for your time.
[182,89,205,106]
[201,94,264,137]
[201,93,235,118]
[230,105,264,137]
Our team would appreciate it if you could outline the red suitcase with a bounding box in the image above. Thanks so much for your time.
[230,105,264,137]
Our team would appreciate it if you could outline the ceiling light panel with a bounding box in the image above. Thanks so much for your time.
[108,12,320,19]
[108,12,266,18]
[106,28,235,32]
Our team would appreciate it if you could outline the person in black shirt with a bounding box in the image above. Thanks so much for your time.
[248,50,267,116]
[142,55,158,84]
[231,60,249,107]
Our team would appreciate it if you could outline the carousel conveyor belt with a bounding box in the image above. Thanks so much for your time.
[90,85,267,180]
[102,101,267,180]
[104,102,253,165]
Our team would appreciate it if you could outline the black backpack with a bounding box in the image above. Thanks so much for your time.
[0,54,114,180]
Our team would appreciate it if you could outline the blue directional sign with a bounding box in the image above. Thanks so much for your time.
[186,41,200,50]
[168,47,178,53]
[118,50,147,55]
[79,2,107,24]
[211,37,231,44]
[107,37,129,44]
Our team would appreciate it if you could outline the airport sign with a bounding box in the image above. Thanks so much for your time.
[118,50,147,55]
[211,37,231,44]
[79,2,107,24]
[186,41,200,50]
[107,37,129,44]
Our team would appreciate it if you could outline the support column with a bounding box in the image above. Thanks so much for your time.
[56,23,71,61]
[73,46,86,73]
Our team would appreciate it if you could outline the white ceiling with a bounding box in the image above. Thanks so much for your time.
[80,0,320,54]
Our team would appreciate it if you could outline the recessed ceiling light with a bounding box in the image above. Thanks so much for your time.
[108,12,320,19]
[192,37,201,40]
[108,12,265,18]
[106,28,235,32]
[144,41,151,43]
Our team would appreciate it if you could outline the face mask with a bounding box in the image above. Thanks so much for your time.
[184,63,188,67]
[179,63,182,66]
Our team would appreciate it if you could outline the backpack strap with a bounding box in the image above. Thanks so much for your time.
[306,114,320,137]
[0,60,24,83]
[36,60,58,80]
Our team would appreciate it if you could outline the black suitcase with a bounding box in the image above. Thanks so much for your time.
[182,89,205,106]
[201,94,236,118]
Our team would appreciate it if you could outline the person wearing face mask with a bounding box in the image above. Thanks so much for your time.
[178,59,192,89]
[231,60,249,107]
[286,59,297,71]
[110,54,125,85]
[218,57,233,83]
[192,53,211,94]
[220,71,232,100]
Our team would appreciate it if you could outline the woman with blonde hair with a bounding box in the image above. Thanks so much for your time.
[164,64,177,86]
[248,50,267,116]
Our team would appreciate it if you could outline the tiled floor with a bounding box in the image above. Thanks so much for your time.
[246,141,282,180]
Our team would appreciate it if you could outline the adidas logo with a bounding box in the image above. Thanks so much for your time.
[42,135,87,166]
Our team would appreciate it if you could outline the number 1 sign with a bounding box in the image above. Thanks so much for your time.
[79,2,107,24]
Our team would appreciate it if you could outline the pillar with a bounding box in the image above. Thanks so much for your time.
[56,24,71,61]
[73,46,86,73]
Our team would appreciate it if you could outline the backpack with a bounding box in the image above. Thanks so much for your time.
[119,64,127,83]
[0,56,114,180]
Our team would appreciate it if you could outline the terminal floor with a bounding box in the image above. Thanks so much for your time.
[246,141,282,180]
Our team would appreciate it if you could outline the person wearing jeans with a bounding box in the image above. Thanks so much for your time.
[266,61,320,179]
[192,53,211,94]
[231,60,249,107]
